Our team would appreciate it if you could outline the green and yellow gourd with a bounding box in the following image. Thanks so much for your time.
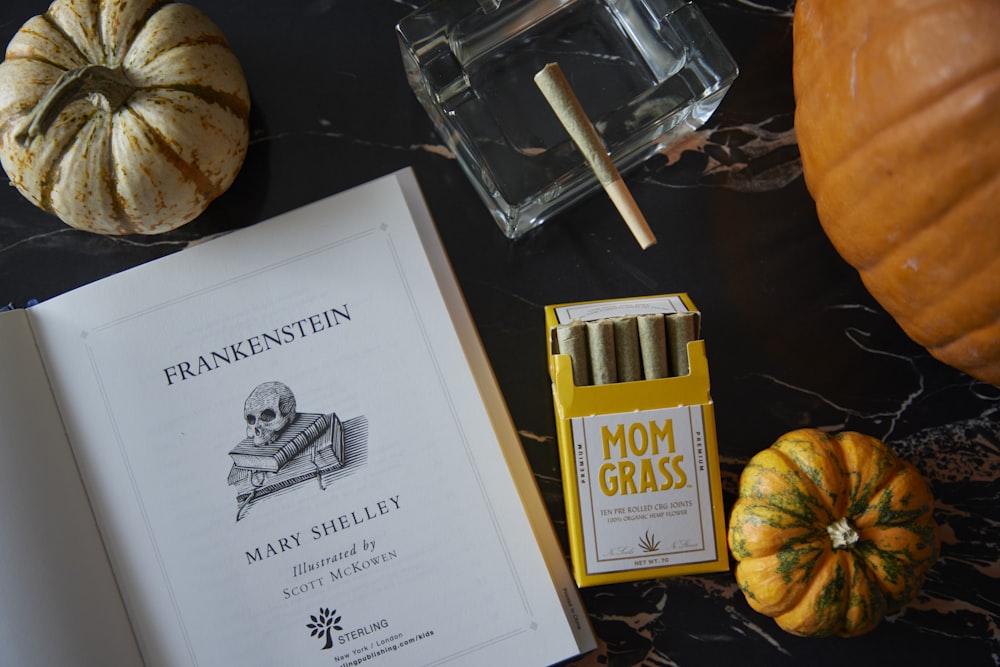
[728,429,939,637]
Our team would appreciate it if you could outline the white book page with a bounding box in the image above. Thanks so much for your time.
[0,310,144,667]
[28,170,592,666]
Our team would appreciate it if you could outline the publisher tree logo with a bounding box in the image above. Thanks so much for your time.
[307,607,343,650]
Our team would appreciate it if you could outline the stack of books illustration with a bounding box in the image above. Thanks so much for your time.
[228,411,345,519]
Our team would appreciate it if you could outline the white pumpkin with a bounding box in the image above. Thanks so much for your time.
[0,0,250,234]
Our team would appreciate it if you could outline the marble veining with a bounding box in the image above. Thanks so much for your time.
[651,115,801,193]
[1,0,997,665]
[718,0,795,19]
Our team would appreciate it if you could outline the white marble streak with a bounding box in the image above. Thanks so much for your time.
[761,327,924,440]
[744,305,995,441]
[755,370,913,439]
[650,116,801,193]
[896,419,1000,484]
[715,0,795,19]
[0,227,71,253]
[249,130,295,146]
[518,429,554,443]
[723,604,793,655]
[902,596,999,641]
[595,590,667,632]
[1,228,201,254]
[252,124,457,161]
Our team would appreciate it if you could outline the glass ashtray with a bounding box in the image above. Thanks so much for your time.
[397,0,739,239]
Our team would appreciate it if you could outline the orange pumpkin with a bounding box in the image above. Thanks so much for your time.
[728,429,939,637]
[792,0,1000,386]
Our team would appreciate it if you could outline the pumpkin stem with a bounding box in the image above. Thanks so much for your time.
[16,64,136,145]
[826,516,860,549]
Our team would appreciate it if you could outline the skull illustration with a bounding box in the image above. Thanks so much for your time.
[244,381,297,446]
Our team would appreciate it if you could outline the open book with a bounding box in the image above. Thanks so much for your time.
[0,170,595,666]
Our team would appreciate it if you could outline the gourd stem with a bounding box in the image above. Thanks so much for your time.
[17,64,135,145]
[826,516,860,549]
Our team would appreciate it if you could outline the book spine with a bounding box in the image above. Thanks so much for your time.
[232,414,330,472]
[330,413,344,462]
[273,414,330,468]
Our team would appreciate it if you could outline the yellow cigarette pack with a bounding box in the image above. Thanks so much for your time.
[545,294,729,587]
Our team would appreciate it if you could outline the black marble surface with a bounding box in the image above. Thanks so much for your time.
[2,1,997,666]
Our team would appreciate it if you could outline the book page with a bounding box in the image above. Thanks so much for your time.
[28,170,593,666]
[0,310,144,666]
